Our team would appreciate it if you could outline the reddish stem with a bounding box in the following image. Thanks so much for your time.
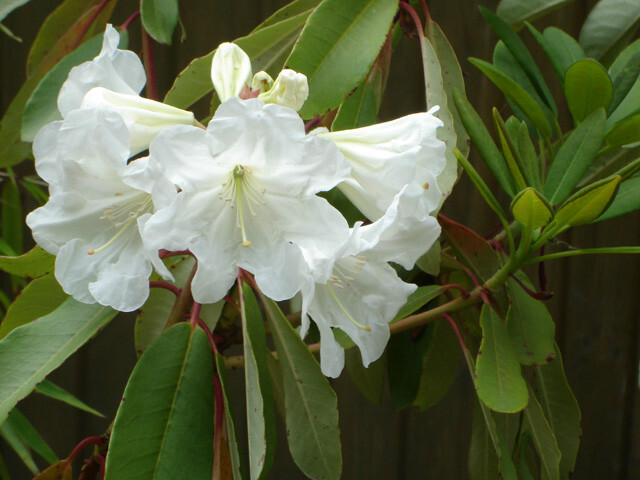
[159,249,192,259]
[399,1,424,34]
[223,295,241,313]
[212,373,224,479]
[121,11,140,31]
[67,436,104,464]
[419,0,430,19]
[73,0,114,50]
[509,273,553,300]
[442,313,467,354]
[305,116,322,133]
[149,281,181,296]
[142,30,159,101]
[196,317,219,355]
[190,301,202,327]
[440,283,470,299]
[538,245,548,291]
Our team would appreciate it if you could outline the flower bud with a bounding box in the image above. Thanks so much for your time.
[211,43,252,102]
[258,69,309,111]
[251,71,274,94]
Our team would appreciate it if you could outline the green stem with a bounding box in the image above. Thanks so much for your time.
[523,246,640,265]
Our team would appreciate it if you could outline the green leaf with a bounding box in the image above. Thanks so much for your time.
[523,386,561,479]
[105,324,214,479]
[345,349,385,405]
[535,345,581,478]
[0,246,54,278]
[412,318,460,411]
[286,0,398,119]
[5,409,57,464]
[0,273,67,340]
[22,33,105,142]
[252,0,321,31]
[535,26,585,81]
[392,285,444,323]
[0,451,9,480]
[0,298,115,424]
[564,59,613,123]
[544,108,606,205]
[452,88,516,197]
[481,7,557,114]
[164,11,311,109]
[597,174,640,221]
[507,117,542,190]
[331,77,379,131]
[387,326,434,410]
[579,0,640,64]
[493,108,528,190]
[496,0,575,28]
[468,404,499,480]
[35,379,103,417]
[554,174,622,226]
[606,112,640,147]
[2,179,22,255]
[511,187,553,229]
[506,276,555,365]
[141,0,179,45]
[240,285,275,480]
[215,355,247,480]
[0,419,38,475]
[264,298,341,480]
[475,305,529,413]
[608,50,640,115]
[0,0,31,21]
[469,58,553,138]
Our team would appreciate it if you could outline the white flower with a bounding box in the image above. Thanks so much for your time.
[300,183,441,377]
[26,109,175,312]
[315,108,447,221]
[211,43,309,111]
[142,97,351,304]
[58,24,195,154]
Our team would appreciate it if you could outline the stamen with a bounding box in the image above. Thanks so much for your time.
[327,283,371,332]
[88,218,135,255]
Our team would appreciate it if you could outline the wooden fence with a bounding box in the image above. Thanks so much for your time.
[2,0,639,478]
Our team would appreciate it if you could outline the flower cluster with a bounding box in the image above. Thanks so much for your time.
[27,26,447,376]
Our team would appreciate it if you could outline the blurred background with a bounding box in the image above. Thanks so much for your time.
[1,0,639,478]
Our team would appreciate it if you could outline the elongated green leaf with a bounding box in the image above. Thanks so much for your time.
[6,409,57,464]
[511,187,553,229]
[2,179,22,255]
[527,25,585,82]
[475,305,529,413]
[554,175,621,226]
[493,108,528,190]
[564,59,613,123]
[468,404,499,480]
[452,88,516,197]
[608,52,640,115]
[0,451,9,480]
[0,298,115,424]
[240,285,275,480]
[286,0,398,119]
[215,355,247,480]
[481,7,556,114]
[105,324,214,479]
[0,273,67,340]
[0,246,54,278]
[26,0,101,75]
[412,318,460,410]
[141,0,179,44]
[264,298,341,480]
[544,108,606,204]
[535,346,581,478]
[0,0,30,21]
[523,387,561,479]
[506,276,555,365]
[470,58,552,138]
[392,285,443,323]
[0,420,38,474]
[331,77,379,131]
[345,349,385,405]
[496,0,575,28]
[579,0,640,64]
[35,379,103,417]
[22,33,105,142]
[508,117,542,190]
[598,174,640,221]
[165,11,311,109]
[253,0,321,31]
[606,113,640,147]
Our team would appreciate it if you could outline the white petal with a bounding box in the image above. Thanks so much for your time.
[211,43,252,102]
[258,69,309,111]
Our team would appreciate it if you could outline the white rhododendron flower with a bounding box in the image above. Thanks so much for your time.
[300,183,442,377]
[314,108,447,220]
[59,24,195,153]
[211,43,309,111]
[26,109,175,312]
[142,97,351,304]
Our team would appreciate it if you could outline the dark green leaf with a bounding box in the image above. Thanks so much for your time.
[216,355,247,480]
[105,324,214,479]
[0,273,67,340]
[0,420,38,474]
[496,0,575,28]
[264,298,341,480]
[2,178,22,255]
[331,77,379,131]
[0,298,115,424]
[606,112,640,147]
[531,26,585,81]
[35,379,103,417]
[468,404,499,480]
[286,0,398,119]
[564,59,613,123]
[506,276,555,365]
[554,175,621,226]
[412,318,460,410]
[345,349,385,405]
[252,0,321,31]
[240,285,275,480]
[598,174,640,221]
[6,409,57,464]
[452,88,517,197]
[475,305,529,413]
[511,117,543,190]
[523,386,561,479]
[141,0,179,45]
[0,246,54,278]
[470,58,553,138]
[493,108,528,190]
[0,0,30,21]
[608,51,640,115]
[544,108,606,205]
[535,345,581,478]
[0,451,9,480]
[392,285,444,323]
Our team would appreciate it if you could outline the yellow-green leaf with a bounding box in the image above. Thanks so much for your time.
[555,175,622,226]
[511,187,553,229]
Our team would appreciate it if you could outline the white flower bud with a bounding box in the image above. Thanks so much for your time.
[211,43,252,102]
[251,71,274,94]
[258,69,309,111]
